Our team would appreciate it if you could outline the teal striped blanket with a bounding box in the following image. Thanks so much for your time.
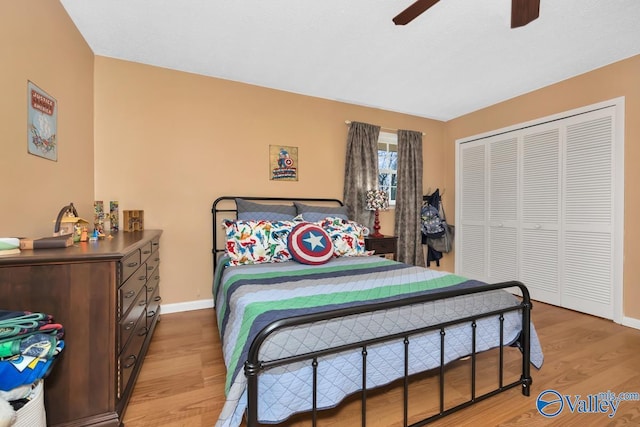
[213,256,543,427]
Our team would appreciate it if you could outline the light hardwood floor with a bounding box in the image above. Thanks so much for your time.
[123,301,640,427]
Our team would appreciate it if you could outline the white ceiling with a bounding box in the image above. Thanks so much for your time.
[60,0,640,121]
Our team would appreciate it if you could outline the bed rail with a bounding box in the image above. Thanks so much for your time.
[244,280,533,427]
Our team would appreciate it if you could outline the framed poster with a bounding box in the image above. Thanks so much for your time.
[27,81,57,161]
[269,145,298,181]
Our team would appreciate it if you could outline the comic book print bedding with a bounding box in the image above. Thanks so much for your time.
[213,256,544,427]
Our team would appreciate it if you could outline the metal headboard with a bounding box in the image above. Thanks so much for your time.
[211,196,344,274]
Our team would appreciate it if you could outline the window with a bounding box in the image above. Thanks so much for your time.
[377,132,398,205]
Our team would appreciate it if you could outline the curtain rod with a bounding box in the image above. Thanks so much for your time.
[344,120,425,136]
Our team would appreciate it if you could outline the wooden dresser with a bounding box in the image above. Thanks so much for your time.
[0,230,162,427]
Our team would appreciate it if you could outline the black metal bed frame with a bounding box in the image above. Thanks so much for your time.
[212,196,533,427]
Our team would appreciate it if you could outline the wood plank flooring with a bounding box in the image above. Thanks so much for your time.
[123,301,640,427]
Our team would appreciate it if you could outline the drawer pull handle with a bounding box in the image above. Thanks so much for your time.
[154,296,162,302]
[138,300,146,306]
[147,266,154,271]
[124,321,135,331]
[147,286,155,293]
[154,257,160,261]
[123,355,137,369]
[147,310,156,318]
[138,275,146,281]
[124,290,136,298]
[138,327,149,337]
[152,242,159,246]
[143,250,151,254]
[154,275,160,280]
[127,262,138,268]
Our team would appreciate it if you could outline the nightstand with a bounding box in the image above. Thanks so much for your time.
[365,235,398,260]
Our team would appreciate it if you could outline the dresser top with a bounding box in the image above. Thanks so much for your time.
[0,230,162,266]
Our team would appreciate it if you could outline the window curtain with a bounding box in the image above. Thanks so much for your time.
[343,122,380,229]
[394,129,425,266]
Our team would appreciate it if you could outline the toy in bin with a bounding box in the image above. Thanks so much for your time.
[0,381,45,427]
[0,310,65,427]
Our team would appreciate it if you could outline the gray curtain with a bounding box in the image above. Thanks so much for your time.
[394,129,425,266]
[343,122,380,229]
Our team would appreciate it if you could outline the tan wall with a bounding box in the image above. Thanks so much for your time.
[0,1,94,237]
[93,57,445,305]
[444,55,640,320]
[6,1,634,320]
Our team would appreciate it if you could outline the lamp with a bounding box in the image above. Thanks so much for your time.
[365,189,389,238]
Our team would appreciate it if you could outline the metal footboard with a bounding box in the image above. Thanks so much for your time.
[244,281,532,427]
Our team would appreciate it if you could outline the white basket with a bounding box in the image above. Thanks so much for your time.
[14,381,46,427]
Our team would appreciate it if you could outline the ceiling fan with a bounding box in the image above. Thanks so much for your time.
[393,0,540,28]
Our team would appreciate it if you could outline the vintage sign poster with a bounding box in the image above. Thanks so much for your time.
[269,145,298,181]
[27,81,57,161]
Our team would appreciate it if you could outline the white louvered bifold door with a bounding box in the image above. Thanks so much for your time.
[487,137,519,284]
[562,111,614,319]
[458,141,487,281]
[520,125,561,303]
[457,102,620,321]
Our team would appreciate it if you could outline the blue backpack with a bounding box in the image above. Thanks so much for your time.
[421,202,445,238]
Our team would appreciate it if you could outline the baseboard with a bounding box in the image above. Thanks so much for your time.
[161,298,214,314]
[622,316,640,330]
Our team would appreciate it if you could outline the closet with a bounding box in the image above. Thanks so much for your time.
[456,99,624,321]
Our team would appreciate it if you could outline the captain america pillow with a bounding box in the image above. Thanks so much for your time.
[287,223,334,265]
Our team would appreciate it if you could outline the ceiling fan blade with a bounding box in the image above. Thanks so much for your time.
[393,0,440,25]
[511,0,540,28]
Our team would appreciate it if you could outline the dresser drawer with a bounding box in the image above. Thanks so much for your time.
[140,241,153,264]
[150,236,160,253]
[120,249,141,284]
[145,250,160,276]
[146,266,160,299]
[146,281,161,328]
[118,309,147,398]
[119,286,147,353]
[119,263,147,318]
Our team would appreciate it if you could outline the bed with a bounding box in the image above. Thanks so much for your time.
[211,196,543,427]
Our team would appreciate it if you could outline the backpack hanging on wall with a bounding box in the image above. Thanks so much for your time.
[421,190,445,239]
[421,189,454,254]
[421,203,445,238]
[428,207,454,253]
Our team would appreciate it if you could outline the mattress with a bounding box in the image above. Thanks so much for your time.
[213,256,543,427]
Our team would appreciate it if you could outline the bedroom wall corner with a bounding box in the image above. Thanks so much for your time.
[93,56,445,308]
[444,54,640,321]
[0,1,94,238]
